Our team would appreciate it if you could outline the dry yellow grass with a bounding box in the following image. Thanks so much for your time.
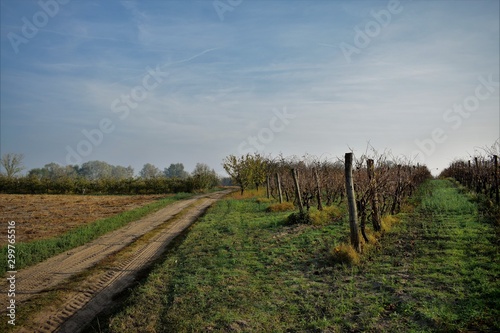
[330,214,400,265]
[330,243,360,266]
[309,206,342,225]
[229,189,266,200]
[267,202,295,212]
[381,215,401,232]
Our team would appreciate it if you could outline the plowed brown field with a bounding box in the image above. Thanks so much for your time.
[0,194,165,246]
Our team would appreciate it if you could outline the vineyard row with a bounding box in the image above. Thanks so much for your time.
[441,154,500,205]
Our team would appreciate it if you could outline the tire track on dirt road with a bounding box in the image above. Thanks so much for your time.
[2,190,233,332]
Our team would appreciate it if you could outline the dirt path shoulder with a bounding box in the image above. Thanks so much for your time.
[1,190,233,332]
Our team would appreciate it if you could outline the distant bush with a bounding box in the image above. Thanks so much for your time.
[267,202,295,212]
[0,175,203,195]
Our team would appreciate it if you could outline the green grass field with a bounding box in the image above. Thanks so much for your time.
[87,180,500,332]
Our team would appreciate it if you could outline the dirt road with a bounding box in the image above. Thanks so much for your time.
[2,190,233,332]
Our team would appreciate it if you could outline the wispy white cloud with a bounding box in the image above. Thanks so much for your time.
[0,0,498,174]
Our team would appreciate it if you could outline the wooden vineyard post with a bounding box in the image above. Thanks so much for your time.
[266,175,271,199]
[291,168,304,214]
[475,157,481,193]
[344,153,361,252]
[367,159,382,232]
[468,160,472,189]
[276,172,283,204]
[494,155,499,205]
[313,167,323,211]
[393,165,404,215]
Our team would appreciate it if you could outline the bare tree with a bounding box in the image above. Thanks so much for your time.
[192,163,219,190]
[140,163,162,179]
[79,161,113,180]
[164,163,189,179]
[111,165,134,180]
[1,153,25,178]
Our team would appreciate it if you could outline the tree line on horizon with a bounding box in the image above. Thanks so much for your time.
[0,153,225,194]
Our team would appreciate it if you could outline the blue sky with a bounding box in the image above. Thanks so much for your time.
[1,0,499,176]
